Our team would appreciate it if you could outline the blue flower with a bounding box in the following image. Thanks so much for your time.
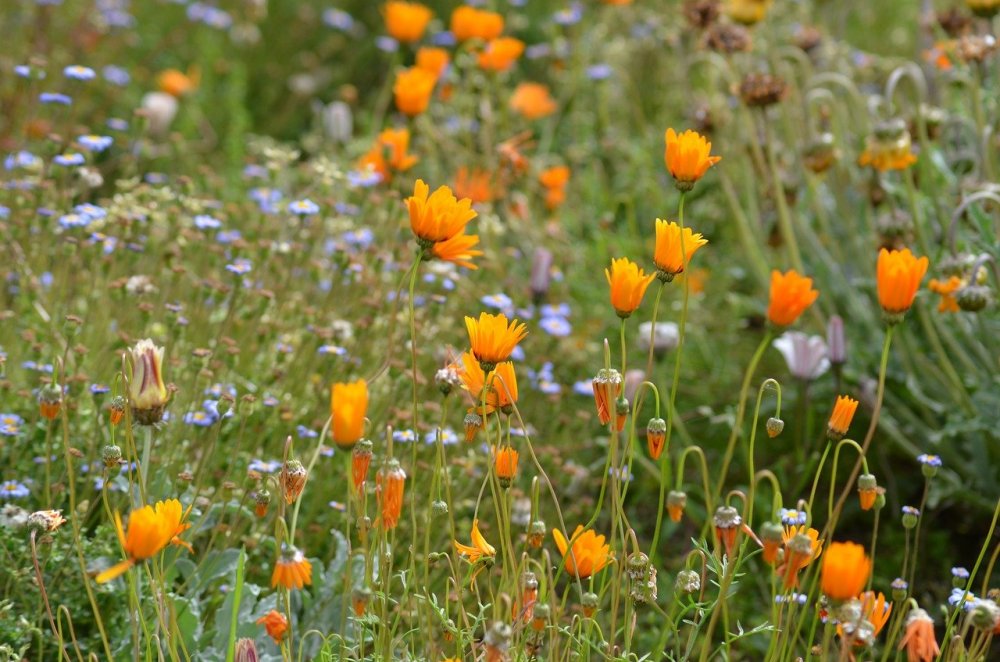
[14,65,31,78]
[5,150,42,170]
[243,164,267,179]
[917,453,942,467]
[64,65,96,81]
[78,135,114,152]
[288,199,320,215]
[90,384,110,394]
[0,481,29,499]
[952,567,970,579]
[424,428,458,445]
[539,316,572,337]
[431,31,456,46]
[184,410,216,427]
[0,206,9,219]
[481,293,514,310]
[572,380,592,396]
[347,169,383,188]
[59,213,92,229]
[39,92,72,105]
[297,425,319,439]
[102,65,131,86]
[318,344,347,356]
[107,118,129,131]
[392,429,417,443]
[216,230,242,244]
[779,508,808,526]
[262,395,279,407]
[553,4,583,26]
[249,459,282,474]
[587,64,614,80]
[205,383,237,399]
[949,587,976,609]
[194,214,222,230]
[226,258,253,275]
[322,8,355,31]
[53,153,85,167]
[75,203,107,220]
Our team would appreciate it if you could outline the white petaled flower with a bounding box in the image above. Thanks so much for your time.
[773,332,830,381]
[128,339,169,423]
[636,321,680,354]
[140,92,179,136]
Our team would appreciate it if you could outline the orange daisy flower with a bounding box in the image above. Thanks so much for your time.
[606,257,655,318]
[553,526,613,579]
[664,128,721,190]
[157,68,199,98]
[493,446,519,486]
[383,1,433,44]
[393,67,437,116]
[877,248,929,318]
[407,179,478,244]
[357,127,419,182]
[450,5,504,42]
[416,46,451,78]
[928,276,963,313]
[779,525,823,588]
[465,312,528,370]
[432,232,482,270]
[654,219,708,280]
[96,499,191,583]
[510,82,557,120]
[453,166,495,204]
[256,609,288,645]
[820,541,870,601]
[454,519,496,581]
[271,546,312,590]
[899,608,940,662]
[766,269,819,326]
[477,37,525,72]
[330,379,368,449]
[827,395,859,440]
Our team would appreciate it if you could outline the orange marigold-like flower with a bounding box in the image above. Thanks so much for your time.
[331,379,368,449]
[860,591,892,636]
[157,68,199,97]
[477,37,524,72]
[553,526,613,579]
[432,232,483,270]
[453,166,495,204]
[606,257,655,318]
[465,312,528,370]
[407,179,478,244]
[454,519,496,582]
[416,46,451,78]
[539,165,570,210]
[591,368,624,431]
[393,67,437,116]
[357,128,419,182]
[766,269,819,326]
[827,395,859,440]
[256,609,288,645]
[928,276,963,313]
[510,82,557,120]
[820,541,871,601]
[494,446,519,486]
[664,128,721,190]
[383,1,433,44]
[899,608,940,662]
[779,525,823,589]
[654,219,708,280]
[877,248,929,317]
[96,499,191,583]
[491,361,518,411]
[271,546,313,590]
[450,5,504,41]
[377,459,407,529]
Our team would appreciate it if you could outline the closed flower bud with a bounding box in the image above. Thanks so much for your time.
[803,133,838,174]
[376,459,406,529]
[581,592,599,618]
[351,439,373,493]
[128,339,169,425]
[528,520,546,548]
[464,411,483,442]
[826,315,846,365]
[234,638,259,662]
[531,602,550,631]
[631,566,658,604]
[891,577,908,601]
[38,384,62,420]
[432,499,449,515]
[956,284,991,312]
[646,417,667,459]
[615,396,629,420]
[281,459,308,504]
[484,621,513,659]
[352,587,373,617]
[713,506,742,556]
[626,552,650,581]
[917,453,942,478]
[858,473,878,511]
[766,417,784,438]
[675,569,701,594]
[970,599,1000,630]
[102,444,122,468]
[255,489,271,518]
[874,489,886,510]
[760,521,784,564]
[530,248,553,304]
[952,566,970,588]
[592,369,624,430]
[901,506,920,529]
[667,490,687,522]
[109,395,126,425]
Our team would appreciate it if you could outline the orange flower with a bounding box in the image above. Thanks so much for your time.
[465,312,528,369]
[416,46,451,78]
[407,179,478,244]
[256,610,288,645]
[859,591,892,636]
[766,270,819,326]
[453,166,495,204]
[157,68,198,97]
[393,67,437,116]
[491,361,518,411]
[271,546,312,590]
[357,128,419,182]
[539,165,570,210]
[383,1,433,44]
[899,608,940,662]
[450,5,504,42]
[454,519,496,578]
[929,276,963,313]
[96,499,191,583]
[820,541,871,601]
[606,257,655,318]
[330,380,368,449]
[654,219,708,280]
[510,82,557,120]
[351,440,373,494]
[552,526,613,579]
[664,128,721,190]
[459,350,498,413]
[592,369,624,431]
[432,232,482,269]
[477,37,524,72]
[494,446,519,486]
[376,459,406,529]
[779,526,823,589]
[827,395,859,440]
[877,248,929,316]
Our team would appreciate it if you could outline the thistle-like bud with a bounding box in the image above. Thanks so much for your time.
[646,417,667,460]
[528,520,546,548]
[102,444,122,468]
[432,499,449,515]
[760,521,784,564]
[713,506,742,556]
[970,599,1000,630]
[127,338,169,425]
[281,459,308,504]
[464,411,483,443]
[675,569,701,595]
[255,489,271,518]
[667,490,687,523]
[483,621,512,659]
[38,384,62,420]
[615,396,629,421]
[956,284,991,312]
[766,417,784,438]
[530,603,550,631]
[581,592,599,618]
[626,552,650,581]
[109,395,126,425]
[858,474,878,511]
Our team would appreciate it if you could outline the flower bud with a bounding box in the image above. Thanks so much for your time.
[713,506,742,556]
[38,384,62,420]
[917,453,941,478]
[667,490,687,522]
[483,621,512,659]
[352,587,373,617]
[891,577,908,601]
[530,603,549,631]
[109,395,126,425]
[255,489,271,518]
[102,444,122,468]
[234,638,259,662]
[281,459,308,504]
[956,284,991,312]
[952,566,970,588]
[827,315,846,365]
[858,474,878,511]
[626,552,650,581]
[464,411,483,443]
[351,439,373,493]
[901,506,920,529]
[970,599,1000,630]
[581,592,599,618]
[760,521,784,564]
[675,569,701,594]
[528,520,546,548]
[432,499,449,515]
[766,417,784,438]
[646,417,667,459]
[530,248,553,304]
[435,365,462,396]
[128,339,170,425]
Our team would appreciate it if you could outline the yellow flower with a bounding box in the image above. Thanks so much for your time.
[552,526,613,579]
[727,0,772,25]
[407,179,478,244]
[330,380,368,449]
[820,541,871,601]
[766,270,819,326]
[653,219,708,280]
[605,257,655,318]
[465,312,528,370]
[96,499,191,583]
[664,128,721,189]
[383,1,433,44]
[779,525,823,588]
[877,248,929,317]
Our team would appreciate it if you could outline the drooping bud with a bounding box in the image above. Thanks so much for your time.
[38,384,62,420]
[528,520,546,548]
[675,569,701,595]
[255,488,271,518]
[858,473,878,511]
[766,417,784,438]
[827,315,846,365]
[713,506,742,557]
[352,587,373,617]
[376,458,406,529]
[109,395,126,425]
[483,621,512,662]
[646,417,667,459]
[530,602,549,632]
[591,369,624,430]
[626,552,650,581]
[464,411,483,443]
[281,459,308,504]
[435,364,462,396]
[530,248,553,304]
[956,284,991,312]
[102,444,122,468]
[581,592,599,618]
[667,490,687,523]
[760,521,784,564]
[494,446,519,488]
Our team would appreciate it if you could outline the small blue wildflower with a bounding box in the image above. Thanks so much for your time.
[275,342,294,354]
[539,316,572,337]
[902,505,921,517]
[322,8,354,31]
[249,459,282,474]
[329,500,346,511]
[952,567,970,579]
[431,31,456,46]
[320,446,334,457]
[376,36,399,52]
[14,65,31,78]
[194,214,222,230]
[917,453,942,467]
[53,153,85,166]
[145,172,168,184]
[481,293,514,310]
[779,508,808,526]
[5,150,42,170]
[572,380,592,396]
[288,199,320,215]
[509,346,526,361]
[90,384,110,394]
[0,481,29,499]
[106,118,129,131]
[347,169,383,188]
[243,164,267,179]
[64,65,96,81]
[262,395,279,407]
[59,213,92,229]
[775,593,808,605]
[318,344,347,356]
[184,410,216,427]
[226,258,253,275]
[586,63,614,80]
[392,429,417,444]
[297,425,318,439]
[75,203,107,220]
[608,466,633,482]
[525,44,552,60]
[216,230,242,244]
[540,303,570,318]
[553,4,582,26]
[0,414,24,427]
[39,92,72,105]
[0,206,9,219]
[335,202,360,216]
[342,228,373,248]
[78,134,113,152]
[949,587,976,610]
[424,428,458,445]
[204,383,237,399]
[102,65,130,86]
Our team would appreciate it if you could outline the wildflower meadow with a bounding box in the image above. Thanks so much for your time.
[2,0,1000,660]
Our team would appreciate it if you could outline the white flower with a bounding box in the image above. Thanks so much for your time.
[773,332,829,380]
[140,92,178,135]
